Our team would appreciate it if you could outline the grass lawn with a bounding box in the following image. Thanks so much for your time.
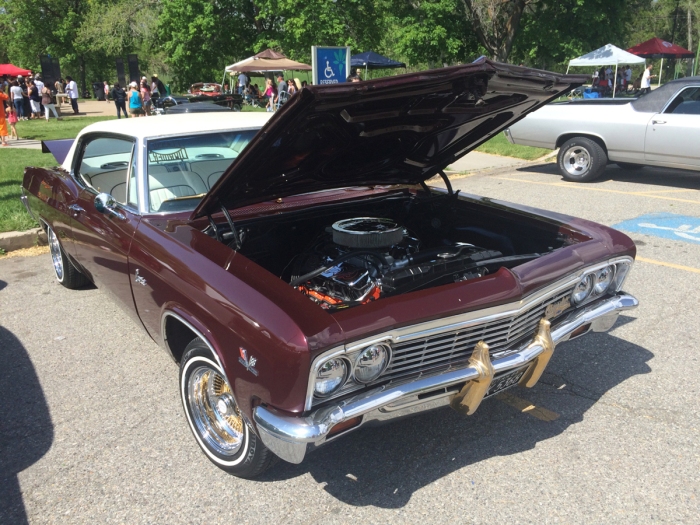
[15,116,116,141]
[0,149,58,233]
[475,132,551,160]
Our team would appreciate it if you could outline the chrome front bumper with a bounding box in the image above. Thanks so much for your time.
[253,292,638,464]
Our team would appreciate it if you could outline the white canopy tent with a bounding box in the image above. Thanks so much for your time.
[566,44,646,97]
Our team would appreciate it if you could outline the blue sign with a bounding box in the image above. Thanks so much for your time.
[613,213,700,245]
[312,46,350,85]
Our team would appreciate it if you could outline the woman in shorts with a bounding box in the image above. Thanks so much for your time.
[140,80,152,115]
[128,82,144,117]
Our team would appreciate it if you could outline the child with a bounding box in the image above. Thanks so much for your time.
[8,105,18,140]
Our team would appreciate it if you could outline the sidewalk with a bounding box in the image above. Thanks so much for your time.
[3,138,42,149]
[447,151,526,173]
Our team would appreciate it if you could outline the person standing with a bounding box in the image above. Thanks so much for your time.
[7,105,18,140]
[55,78,64,106]
[41,85,59,120]
[0,90,9,146]
[10,80,25,120]
[111,83,128,118]
[33,74,45,115]
[104,81,110,102]
[274,74,287,110]
[151,75,166,97]
[641,64,655,94]
[237,72,247,94]
[65,76,79,114]
[128,82,144,117]
[140,80,151,115]
[263,78,275,112]
[27,80,42,119]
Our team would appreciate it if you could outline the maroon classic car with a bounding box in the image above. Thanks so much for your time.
[22,59,638,478]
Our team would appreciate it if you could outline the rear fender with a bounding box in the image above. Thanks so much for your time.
[22,166,80,258]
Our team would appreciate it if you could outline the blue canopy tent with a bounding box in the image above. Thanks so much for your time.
[351,51,406,79]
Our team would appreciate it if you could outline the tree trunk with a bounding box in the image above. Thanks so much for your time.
[688,2,693,53]
[461,0,532,63]
[79,56,87,98]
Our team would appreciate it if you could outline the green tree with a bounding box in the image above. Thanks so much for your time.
[2,0,93,91]
[257,0,384,63]
[512,0,628,70]
[383,0,478,68]
[157,0,278,89]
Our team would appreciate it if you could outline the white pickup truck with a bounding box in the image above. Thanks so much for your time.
[505,77,700,181]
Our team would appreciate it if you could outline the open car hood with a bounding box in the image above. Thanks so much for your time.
[193,59,586,218]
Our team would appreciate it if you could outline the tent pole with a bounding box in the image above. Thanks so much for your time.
[566,64,570,74]
[613,64,618,98]
[658,58,663,87]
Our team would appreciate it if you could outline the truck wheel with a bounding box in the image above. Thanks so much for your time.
[617,162,643,171]
[180,339,278,478]
[558,137,608,182]
[47,226,89,289]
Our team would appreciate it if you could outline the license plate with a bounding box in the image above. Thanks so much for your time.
[485,366,529,398]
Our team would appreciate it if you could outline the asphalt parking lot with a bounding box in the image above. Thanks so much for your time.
[1,160,699,524]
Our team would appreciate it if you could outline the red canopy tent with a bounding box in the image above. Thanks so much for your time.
[627,37,694,58]
[0,64,33,76]
[627,38,694,87]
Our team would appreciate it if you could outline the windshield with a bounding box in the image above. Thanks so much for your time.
[147,130,258,213]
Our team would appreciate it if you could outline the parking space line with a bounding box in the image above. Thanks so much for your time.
[634,189,700,194]
[636,256,700,274]
[496,177,700,205]
[495,392,560,421]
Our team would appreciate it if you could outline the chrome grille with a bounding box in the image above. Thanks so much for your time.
[383,287,574,382]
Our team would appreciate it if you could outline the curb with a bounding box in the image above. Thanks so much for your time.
[0,228,48,253]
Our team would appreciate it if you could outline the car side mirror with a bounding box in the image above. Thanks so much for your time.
[95,193,125,220]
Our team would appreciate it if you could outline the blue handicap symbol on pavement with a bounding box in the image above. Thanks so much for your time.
[613,213,700,245]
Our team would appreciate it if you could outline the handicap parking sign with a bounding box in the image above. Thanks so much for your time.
[613,213,700,245]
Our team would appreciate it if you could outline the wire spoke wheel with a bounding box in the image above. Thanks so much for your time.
[48,228,64,281]
[187,366,244,457]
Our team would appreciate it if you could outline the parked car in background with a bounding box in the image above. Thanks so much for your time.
[152,93,242,115]
[505,76,700,181]
[21,60,637,478]
[189,82,223,96]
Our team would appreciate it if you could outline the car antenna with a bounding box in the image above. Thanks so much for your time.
[220,202,242,249]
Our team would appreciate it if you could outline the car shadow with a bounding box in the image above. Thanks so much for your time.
[0,326,54,524]
[517,162,700,191]
[259,331,652,508]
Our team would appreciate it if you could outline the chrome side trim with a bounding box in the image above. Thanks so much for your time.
[304,255,634,410]
[256,291,638,464]
[19,189,38,222]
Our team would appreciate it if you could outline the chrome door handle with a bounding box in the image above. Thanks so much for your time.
[652,120,666,125]
[68,204,85,216]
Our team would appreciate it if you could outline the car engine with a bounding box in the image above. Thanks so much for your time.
[287,217,504,310]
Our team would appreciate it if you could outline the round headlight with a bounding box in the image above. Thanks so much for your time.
[354,344,390,383]
[314,358,348,397]
[571,274,594,304]
[593,265,615,295]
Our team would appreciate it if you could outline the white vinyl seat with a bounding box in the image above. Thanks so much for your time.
[148,168,208,211]
[88,169,129,203]
[188,159,235,189]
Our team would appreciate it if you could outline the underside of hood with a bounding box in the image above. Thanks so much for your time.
[193,59,586,218]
